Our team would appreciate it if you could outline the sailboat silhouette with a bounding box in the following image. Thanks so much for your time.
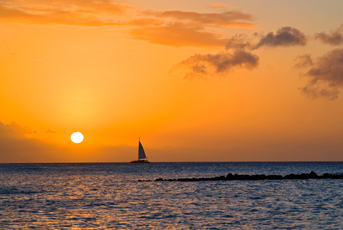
[130,138,150,163]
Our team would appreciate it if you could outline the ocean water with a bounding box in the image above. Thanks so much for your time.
[1,162,343,229]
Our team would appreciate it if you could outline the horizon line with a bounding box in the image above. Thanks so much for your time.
[1,161,343,164]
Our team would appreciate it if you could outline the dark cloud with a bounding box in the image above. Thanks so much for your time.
[301,48,343,100]
[255,27,306,48]
[171,50,259,78]
[226,27,307,51]
[315,25,343,46]
[294,54,313,68]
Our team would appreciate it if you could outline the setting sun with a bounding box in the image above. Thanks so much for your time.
[71,132,84,144]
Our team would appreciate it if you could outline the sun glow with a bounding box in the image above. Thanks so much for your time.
[71,132,84,144]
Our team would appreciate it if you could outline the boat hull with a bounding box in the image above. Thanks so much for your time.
[130,159,150,163]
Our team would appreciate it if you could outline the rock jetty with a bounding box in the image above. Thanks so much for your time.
[153,171,343,182]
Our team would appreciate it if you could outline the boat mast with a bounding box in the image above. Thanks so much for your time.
[138,137,140,160]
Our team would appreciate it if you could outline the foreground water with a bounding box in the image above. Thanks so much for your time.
[1,162,343,229]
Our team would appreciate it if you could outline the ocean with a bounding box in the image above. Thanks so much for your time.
[1,162,343,229]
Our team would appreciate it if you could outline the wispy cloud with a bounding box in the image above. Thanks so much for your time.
[0,122,30,138]
[301,86,339,101]
[171,50,259,78]
[210,3,229,8]
[0,1,256,47]
[130,10,255,47]
[300,48,343,100]
[294,54,313,68]
[46,129,57,134]
[0,121,49,162]
[225,33,255,50]
[0,0,132,26]
[148,10,255,29]
[131,23,228,47]
[0,0,255,29]
[315,25,343,46]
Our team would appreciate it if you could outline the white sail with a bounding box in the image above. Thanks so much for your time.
[138,140,147,159]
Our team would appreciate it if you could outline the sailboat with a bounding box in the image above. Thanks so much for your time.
[130,139,150,163]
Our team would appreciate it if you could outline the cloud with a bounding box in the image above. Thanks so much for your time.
[128,18,164,26]
[294,54,313,68]
[255,27,306,48]
[315,25,343,46]
[46,129,57,134]
[0,0,131,26]
[130,9,255,47]
[226,27,307,51]
[300,48,343,100]
[149,10,255,29]
[131,23,228,47]
[0,1,255,29]
[225,34,254,50]
[0,121,52,162]
[0,122,30,138]
[0,1,256,47]
[210,3,229,8]
[3,0,130,14]
[171,50,259,78]
[300,86,339,101]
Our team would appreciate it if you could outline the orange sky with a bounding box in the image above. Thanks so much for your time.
[1,0,343,162]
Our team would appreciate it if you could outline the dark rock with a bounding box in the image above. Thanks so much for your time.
[285,173,296,179]
[226,173,233,179]
[309,171,319,178]
[267,175,283,180]
[323,173,330,178]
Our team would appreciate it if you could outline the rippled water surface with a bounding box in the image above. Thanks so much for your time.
[1,162,343,229]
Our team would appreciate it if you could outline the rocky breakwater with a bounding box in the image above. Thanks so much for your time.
[154,171,343,182]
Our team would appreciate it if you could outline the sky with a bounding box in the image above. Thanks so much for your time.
[1,0,343,162]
